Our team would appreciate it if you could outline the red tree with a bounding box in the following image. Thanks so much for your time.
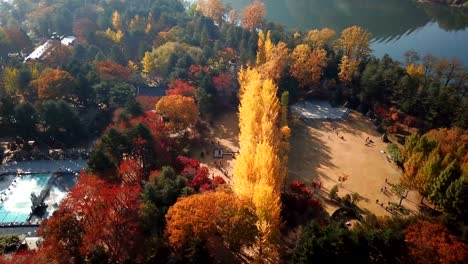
[51,173,143,262]
[118,158,145,185]
[405,220,468,264]
[96,61,131,81]
[166,79,196,97]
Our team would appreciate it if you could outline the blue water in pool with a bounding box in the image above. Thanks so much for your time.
[0,174,51,223]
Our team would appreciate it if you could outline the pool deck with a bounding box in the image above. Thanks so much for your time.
[0,160,86,175]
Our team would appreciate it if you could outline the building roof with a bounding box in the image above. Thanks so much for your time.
[61,36,76,46]
[24,40,53,62]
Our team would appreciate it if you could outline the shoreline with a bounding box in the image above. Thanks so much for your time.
[0,160,87,175]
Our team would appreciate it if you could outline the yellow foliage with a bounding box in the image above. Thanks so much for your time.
[197,0,227,25]
[256,31,289,82]
[127,61,138,73]
[100,28,124,43]
[165,192,258,251]
[234,67,283,257]
[111,11,121,30]
[307,28,336,48]
[336,25,371,62]
[338,55,358,83]
[407,63,424,77]
[280,126,291,138]
[155,95,199,131]
[2,67,19,95]
[141,51,155,75]
[289,44,327,88]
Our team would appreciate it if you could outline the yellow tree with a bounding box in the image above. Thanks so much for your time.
[165,191,258,253]
[241,0,266,31]
[289,44,327,88]
[141,51,155,75]
[197,0,227,25]
[256,31,289,82]
[2,67,19,95]
[112,11,122,30]
[336,25,371,61]
[307,28,336,49]
[127,60,138,73]
[228,9,238,25]
[155,95,199,131]
[338,55,358,83]
[234,67,282,260]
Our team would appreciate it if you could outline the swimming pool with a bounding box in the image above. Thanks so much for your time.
[0,174,51,223]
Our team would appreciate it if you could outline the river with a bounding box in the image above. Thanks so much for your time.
[224,0,468,65]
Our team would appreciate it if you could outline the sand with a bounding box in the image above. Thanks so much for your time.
[196,110,420,217]
[288,111,420,216]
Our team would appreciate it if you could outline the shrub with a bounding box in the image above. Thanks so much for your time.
[329,185,339,201]
[387,143,403,164]
[0,235,20,254]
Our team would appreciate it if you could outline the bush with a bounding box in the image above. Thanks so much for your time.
[329,185,339,201]
[0,235,20,254]
[387,143,403,164]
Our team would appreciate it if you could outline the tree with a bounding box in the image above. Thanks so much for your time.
[32,69,76,100]
[405,221,468,264]
[43,40,72,67]
[197,0,227,25]
[112,11,122,30]
[155,95,199,131]
[427,161,461,207]
[336,26,371,82]
[38,207,84,263]
[289,44,327,88]
[256,31,289,82]
[234,67,282,260]
[165,192,258,253]
[96,61,131,81]
[73,18,96,45]
[166,79,196,97]
[241,0,266,31]
[59,173,142,262]
[444,176,468,222]
[338,55,358,83]
[2,67,19,95]
[14,102,37,138]
[306,28,336,49]
[141,51,155,75]
[292,221,365,264]
[336,25,372,62]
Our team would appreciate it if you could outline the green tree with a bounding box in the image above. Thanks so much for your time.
[444,177,468,222]
[427,161,461,207]
[14,102,37,138]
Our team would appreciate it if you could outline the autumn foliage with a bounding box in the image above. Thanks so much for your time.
[155,95,199,131]
[241,0,266,31]
[405,221,468,264]
[96,60,131,81]
[166,79,196,97]
[39,173,142,263]
[165,191,258,251]
[32,68,75,100]
[290,44,327,88]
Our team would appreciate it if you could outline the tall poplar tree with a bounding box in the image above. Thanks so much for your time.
[233,67,283,261]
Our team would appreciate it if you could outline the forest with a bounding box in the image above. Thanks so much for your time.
[0,0,467,263]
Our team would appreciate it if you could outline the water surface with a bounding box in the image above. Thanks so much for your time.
[224,0,468,64]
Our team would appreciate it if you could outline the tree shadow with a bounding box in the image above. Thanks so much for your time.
[287,122,336,185]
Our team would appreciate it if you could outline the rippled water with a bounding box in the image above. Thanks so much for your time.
[224,0,468,64]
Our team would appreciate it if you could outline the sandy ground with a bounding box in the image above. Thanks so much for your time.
[193,112,239,184]
[195,110,421,217]
[288,112,421,216]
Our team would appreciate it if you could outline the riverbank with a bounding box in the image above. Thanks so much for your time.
[0,160,86,175]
